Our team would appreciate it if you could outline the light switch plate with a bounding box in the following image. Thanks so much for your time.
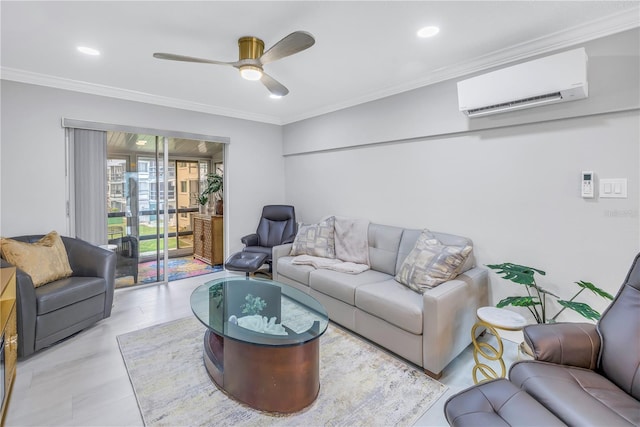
[599,178,627,198]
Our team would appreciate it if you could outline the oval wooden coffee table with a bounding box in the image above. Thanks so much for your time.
[191,277,329,413]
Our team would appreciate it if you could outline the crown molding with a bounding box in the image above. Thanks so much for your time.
[1,6,637,126]
[0,67,283,125]
[281,6,640,124]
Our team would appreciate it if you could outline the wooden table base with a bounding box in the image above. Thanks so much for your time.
[203,330,320,413]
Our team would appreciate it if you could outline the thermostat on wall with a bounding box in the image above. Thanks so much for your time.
[581,171,594,198]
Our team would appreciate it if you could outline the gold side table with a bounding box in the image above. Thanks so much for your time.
[471,306,527,384]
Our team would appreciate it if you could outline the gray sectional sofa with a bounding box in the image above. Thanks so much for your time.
[273,223,488,378]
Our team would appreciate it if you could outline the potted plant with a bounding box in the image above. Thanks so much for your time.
[196,193,208,214]
[487,263,613,324]
[204,171,223,215]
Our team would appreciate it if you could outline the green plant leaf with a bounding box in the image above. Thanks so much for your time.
[497,296,541,308]
[575,281,614,300]
[557,300,601,321]
[487,263,545,285]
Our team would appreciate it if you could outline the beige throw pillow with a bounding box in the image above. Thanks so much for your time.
[395,230,472,293]
[0,231,73,287]
[289,216,336,259]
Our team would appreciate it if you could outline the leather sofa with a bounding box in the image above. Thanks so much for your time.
[0,235,116,357]
[273,223,488,378]
[444,252,640,426]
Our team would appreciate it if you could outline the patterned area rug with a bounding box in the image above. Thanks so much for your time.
[139,257,223,283]
[116,257,223,288]
[117,317,447,426]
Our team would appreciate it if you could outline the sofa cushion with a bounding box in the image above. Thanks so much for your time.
[355,279,423,335]
[36,276,107,315]
[309,269,392,305]
[397,229,475,274]
[290,216,336,258]
[277,256,315,285]
[368,224,404,275]
[334,216,370,265]
[509,360,640,426]
[0,231,73,287]
[395,230,472,293]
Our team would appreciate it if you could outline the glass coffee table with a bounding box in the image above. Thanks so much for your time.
[190,277,329,413]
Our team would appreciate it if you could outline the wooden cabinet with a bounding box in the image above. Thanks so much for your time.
[193,215,224,265]
[0,267,17,425]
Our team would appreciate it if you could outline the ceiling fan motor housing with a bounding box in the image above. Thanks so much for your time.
[238,37,264,61]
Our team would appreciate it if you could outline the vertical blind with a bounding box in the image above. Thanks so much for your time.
[72,128,108,245]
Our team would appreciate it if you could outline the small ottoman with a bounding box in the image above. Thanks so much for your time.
[444,378,564,427]
[224,252,269,278]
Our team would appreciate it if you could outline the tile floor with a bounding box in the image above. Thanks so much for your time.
[5,271,519,426]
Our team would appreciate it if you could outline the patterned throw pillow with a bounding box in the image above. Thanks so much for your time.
[395,230,472,293]
[289,216,336,259]
[0,231,73,287]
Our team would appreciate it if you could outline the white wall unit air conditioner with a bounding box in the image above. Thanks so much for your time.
[457,47,588,117]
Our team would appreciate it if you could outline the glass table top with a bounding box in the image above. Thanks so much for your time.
[190,277,329,346]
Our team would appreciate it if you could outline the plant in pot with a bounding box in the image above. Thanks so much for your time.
[204,172,223,215]
[487,263,614,357]
[487,263,613,324]
[196,193,209,214]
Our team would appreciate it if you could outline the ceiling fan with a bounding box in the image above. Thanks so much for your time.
[153,31,315,98]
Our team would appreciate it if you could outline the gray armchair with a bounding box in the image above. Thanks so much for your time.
[0,235,116,357]
[241,205,297,272]
[444,252,640,426]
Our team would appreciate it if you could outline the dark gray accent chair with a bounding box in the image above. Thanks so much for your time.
[240,205,297,272]
[109,235,139,283]
[0,235,116,358]
[445,252,640,426]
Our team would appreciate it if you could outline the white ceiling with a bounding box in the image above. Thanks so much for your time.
[1,1,638,125]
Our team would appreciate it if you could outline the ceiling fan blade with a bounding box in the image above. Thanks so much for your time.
[153,53,235,66]
[260,31,315,65]
[261,73,289,97]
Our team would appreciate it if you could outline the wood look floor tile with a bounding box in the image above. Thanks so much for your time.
[5,270,518,427]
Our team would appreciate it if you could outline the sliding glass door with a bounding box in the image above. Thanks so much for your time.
[107,134,165,286]
[106,132,223,287]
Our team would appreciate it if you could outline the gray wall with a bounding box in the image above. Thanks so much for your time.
[0,81,286,255]
[282,29,640,321]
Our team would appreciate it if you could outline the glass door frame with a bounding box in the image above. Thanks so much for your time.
[63,118,229,286]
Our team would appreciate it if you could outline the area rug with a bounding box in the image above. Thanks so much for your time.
[117,317,447,426]
[139,257,223,283]
[116,257,224,288]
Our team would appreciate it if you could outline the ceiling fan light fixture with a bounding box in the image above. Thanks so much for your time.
[239,65,263,81]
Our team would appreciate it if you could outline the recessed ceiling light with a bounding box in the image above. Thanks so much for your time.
[77,46,100,56]
[269,94,283,99]
[136,140,147,146]
[417,26,440,38]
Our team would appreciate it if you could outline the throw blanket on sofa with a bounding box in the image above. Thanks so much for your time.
[292,255,370,274]
[334,216,371,265]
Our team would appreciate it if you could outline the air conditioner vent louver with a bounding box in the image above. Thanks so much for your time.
[466,92,563,117]
[457,48,588,117]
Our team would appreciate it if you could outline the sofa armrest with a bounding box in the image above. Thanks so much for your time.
[271,243,293,280]
[241,233,259,247]
[63,237,116,317]
[523,322,600,369]
[422,266,489,377]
